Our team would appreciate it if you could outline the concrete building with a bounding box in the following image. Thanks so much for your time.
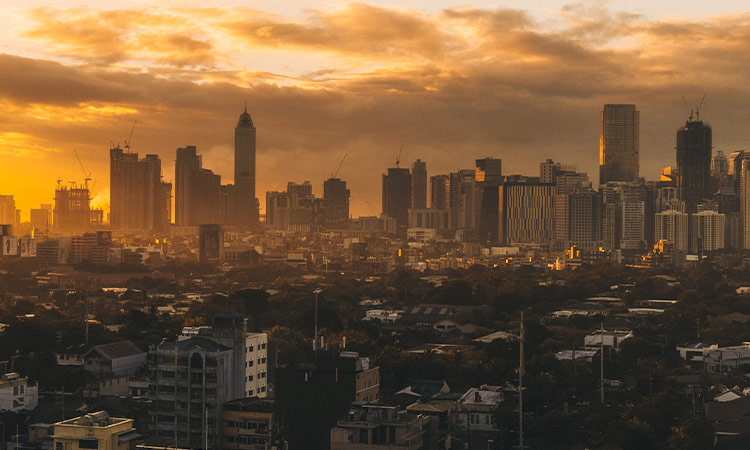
[498,178,554,246]
[655,210,689,253]
[600,182,648,251]
[475,158,502,242]
[221,397,280,450]
[0,195,15,227]
[599,104,640,185]
[175,146,224,227]
[233,106,259,228]
[181,311,268,399]
[676,119,713,214]
[149,336,238,449]
[275,351,380,450]
[53,412,140,450]
[265,182,316,232]
[330,400,432,450]
[0,372,38,411]
[382,167,412,229]
[430,175,450,211]
[110,148,171,232]
[30,204,53,234]
[691,210,726,252]
[83,341,147,378]
[554,189,600,251]
[411,159,427,210]
[54,185,103,233]
[323,178,350,226]
[456,386,503,449]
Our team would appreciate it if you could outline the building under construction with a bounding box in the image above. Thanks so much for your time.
[53,183,104,233]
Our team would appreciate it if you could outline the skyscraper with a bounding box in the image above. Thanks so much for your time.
[475,158,502,241]
[323,177,350,225]
[430,175,450,210]
[676,119,712,214]
[498,178,555,246]
[110,148,171,232]
[234,105,258,228]
[411,159,427,210]
[382,167,412,228]
[175,146,223,227]
[599,104,640,185]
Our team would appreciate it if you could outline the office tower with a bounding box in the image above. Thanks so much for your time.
[600,182,646,251]
[676,119,712,213]
[323,177,350,225]
[712,150,728,178]
[430,175,450,210]
[556,170,591,195]
[30,204,53,234]
[265,182,315,232]
[599,104,640,185]
[540,159,561,184]
[691,210,726,252]
[149,337,239,450]
[175,146,223,227]
[233,106,258,228]
[110,148,172,232]
[655,210,689,252]
[411,159,427,210]
[498,178,555,246]
[455,169,475,229]
[655,186,684,212]
[475,158,502,242]
[554,189,600,251]
[381,167,411,228]
[0,195,16,226]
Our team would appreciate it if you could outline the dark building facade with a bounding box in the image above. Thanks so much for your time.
[323,177,350,226]
[676,119,713,214]
[411,159,427,210]
[232,107,259,229]
[382,167,412,228]
[110,148,171,232]
[599,104,640,185]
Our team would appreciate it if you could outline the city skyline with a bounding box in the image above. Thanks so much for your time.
[1,2,749,219]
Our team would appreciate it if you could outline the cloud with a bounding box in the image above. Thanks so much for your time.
[0,4,749,218]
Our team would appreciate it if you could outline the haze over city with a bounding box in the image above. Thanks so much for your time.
[1,0,749,218]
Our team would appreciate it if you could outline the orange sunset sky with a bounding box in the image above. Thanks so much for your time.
[1,1,749,220]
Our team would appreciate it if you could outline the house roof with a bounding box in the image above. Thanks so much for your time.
[158,336,231,352]
[85,341,143,360]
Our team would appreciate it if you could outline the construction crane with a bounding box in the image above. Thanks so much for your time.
[124,119,138,151]
[366,201,378,216]
[395,145,402,168]
[74,150,92,189]
[333,153,348,178]
[695,94,705,122]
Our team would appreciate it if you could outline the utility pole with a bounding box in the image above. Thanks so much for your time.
[599,322,604,405]
[313,289,322,352]
[519,310,525,449]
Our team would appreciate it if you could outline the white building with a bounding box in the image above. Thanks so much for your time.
[244,332,268,398]
[691,210,726,252]
[655,210,689,252]
[456,385,503,432]
[0,372,38,411]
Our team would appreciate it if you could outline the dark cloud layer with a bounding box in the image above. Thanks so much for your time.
[1,4,750,216]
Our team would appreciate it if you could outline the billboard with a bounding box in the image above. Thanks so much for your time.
[2,236,18,256]
[19,238,37,258]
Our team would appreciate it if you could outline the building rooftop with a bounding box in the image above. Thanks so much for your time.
[85,340,144,360]
[157,336,231,352]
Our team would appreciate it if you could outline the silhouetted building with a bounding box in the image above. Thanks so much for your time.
[411,159,427,210]
[175,146,223,226]
[110,148,171,232]
[323,177,350,226]
[54,184,103,233]
[266,182,316,232]
[0,195,15,227]
[599,104,640,184]
[475,158,503,242]
[382,167,412,228]
[554,189,601,251]
[30,204,52,234]
[232,106,259,228]
[676,119,712,214]
[199,224,224,264]
[430,175,450,210]
[600,182,647,251]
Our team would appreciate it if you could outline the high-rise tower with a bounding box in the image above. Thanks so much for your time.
[676,119,712,214]
[234,105,258,227]
[411,159,427,210]
[599,104,640,185]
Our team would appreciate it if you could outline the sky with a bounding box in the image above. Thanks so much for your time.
[0,1,749,219]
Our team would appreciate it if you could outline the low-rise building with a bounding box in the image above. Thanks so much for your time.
[330,400,432,450]
[83,341,147,377]
[53,411,141,450]
[0,372,38,411]
[221,397,283,450]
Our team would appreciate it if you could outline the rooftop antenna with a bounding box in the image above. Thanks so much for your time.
[333,153,348,178]
[124,119,138,152]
